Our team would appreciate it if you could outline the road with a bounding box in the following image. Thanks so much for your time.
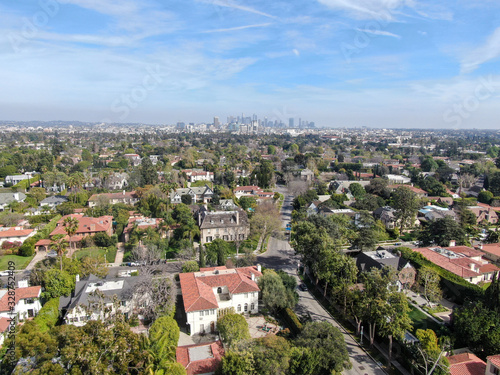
[257,185,386,375]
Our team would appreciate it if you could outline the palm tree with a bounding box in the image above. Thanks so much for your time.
[63,216,79,251]
[51,235,69,271]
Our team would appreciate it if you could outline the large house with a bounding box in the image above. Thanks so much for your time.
[122,216,164,242]
[198,208,249,245]
[356,250,416,291]
[0,281,42,321]
[182,169,215,183]
[88,191,139,207]
[179,265,262,335]
[0,192,26,211]
[467,206,499,225]
[40,195,68,209]
[104,172,129,190]
[412,245,499,284]
[59,274,146,326]
[0,227,36,246]
[170,186,213,204]
[233,186,274,200]
[447,350,500,375]
[176,341,224,375]
[49,214,113,245]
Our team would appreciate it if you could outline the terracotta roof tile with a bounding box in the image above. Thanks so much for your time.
[447,353,486,375]
[0,286,41,312]
[176,341,224,375]
[488,355,500,368]
[0,228,34,238]
[50,214,112,237]
[0,317,10,333]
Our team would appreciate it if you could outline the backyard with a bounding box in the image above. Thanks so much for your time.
[408,306,444,335]
[0,254,34,271]
[74,246,117,264]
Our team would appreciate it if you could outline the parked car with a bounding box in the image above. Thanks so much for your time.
[0,271,11,277]
[299,283,308,291]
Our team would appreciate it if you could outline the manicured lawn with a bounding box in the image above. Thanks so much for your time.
[74,247,117,263]
[0,254,34,271]
[408,306,443,334]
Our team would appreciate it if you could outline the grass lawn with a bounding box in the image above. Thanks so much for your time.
[74,247,117,263]
[408,306,443,334]
[0,254,34,271]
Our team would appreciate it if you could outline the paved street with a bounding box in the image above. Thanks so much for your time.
[257,186,387,375]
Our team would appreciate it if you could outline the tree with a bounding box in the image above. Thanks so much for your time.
[258,269,295,314]
[216,350,255,375]
[421,157,438,172]
[250,335,291,375]
[251,160,275,188]
[365,178,390,199]
[50,234,69,271]
[379,291,413,364]
[217,313,251,348]
[63,216,79,250]
[478,190,494,204]
[29,187,46,204]
[418,267,442,306]
[392,186,419,233]
[181,194,192,205]
[149,316,180,369]
[205,238,231,266]
[418,216,467,247]
[239,196,257,211]
[412,329,449,375]
[490,172,500,196]
[80,255,109,278]
[182,260,200,273]
[250,202,282,247]
[42,268,74,299]
[295,321,351,374]
[141,156,158,186]
[349,182,366,199]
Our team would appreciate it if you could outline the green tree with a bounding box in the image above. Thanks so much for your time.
[205,238,231,266]
[216,350,255,375]
[251,160,275,188]
[181,194,192,205]
[50,234,69,271]
[392,186,420,233]
[217,313,251,348]
[295,321,351,374]
[250,335,291,375]
[490,172,500,196]
[29,187,46,204]
[42,268,74,299]
[148,316,180,369]
[418,267,442,306]
[421,157,439,172]
[418,216,467,247]
[349,182,366,199]
[141,156,158,186]
[258,269,295,314]
[182,260,200,273]
[413,329,449,375]
[63,216,79,250]
[379,292,413,364]
[478,190,494,204]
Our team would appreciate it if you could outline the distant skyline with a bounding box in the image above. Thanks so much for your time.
[1,1,500,129]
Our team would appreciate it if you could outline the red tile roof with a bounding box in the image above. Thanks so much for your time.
[0,228,34,238]
[176,341,224,375]
[0,317,10,333]
[413,248,480,278]
[234,185,262,192]
[179,266,261,313]
[478,244,500,258]
[448,353,486,375]
[50,214,113,237]
[0,286,41,312]
[447,246,485,258]
[488,355,500,368]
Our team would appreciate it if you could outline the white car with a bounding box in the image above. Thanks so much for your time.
[0,271,12,277]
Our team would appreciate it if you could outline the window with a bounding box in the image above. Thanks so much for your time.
[223,235,228,241]
[251,303,255,311]
[492,367,500,375]
[208,229,211,234]
[216,228,219,234]
[25,298,34,304]
[224,228,228,233]
[244,303,248,312]
[206,236,212,242]
[121,301,126,306]
[200,310,204,317]
[217,287,222,294]
[237,304,241,312]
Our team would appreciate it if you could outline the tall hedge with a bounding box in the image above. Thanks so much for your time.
[33,297,60,332]
[149,316,180,367]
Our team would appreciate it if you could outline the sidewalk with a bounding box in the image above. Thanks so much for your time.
[109,243,125,267]
[24,251,47,271]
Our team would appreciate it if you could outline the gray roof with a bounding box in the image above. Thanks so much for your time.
[199,208,248,229]
[0,192,26,205]
[40,195,68,205]
[171,186,213,197]
[59,274,142,315]
[356,250,410,272]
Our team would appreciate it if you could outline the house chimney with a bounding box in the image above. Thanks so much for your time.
[449,240,456,247]
[17,279,28,288]
[251,273,255,281]
[76,274,80,282]
[257,264,261,273]
[13,192,19,200]
[123,190,125,195]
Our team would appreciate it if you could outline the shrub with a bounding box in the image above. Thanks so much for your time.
[281,308,303,335]
[33,298,60,332]
[217,313,251,347]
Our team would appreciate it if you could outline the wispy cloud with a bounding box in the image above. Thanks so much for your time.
[460,27,500,74]
[357,28,401,39]
[317,0,409,20]
[202,23,272,33]
[197,0,276,19]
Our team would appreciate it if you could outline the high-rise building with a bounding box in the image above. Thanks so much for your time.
[289,118,294,128]
[214,117,220,128]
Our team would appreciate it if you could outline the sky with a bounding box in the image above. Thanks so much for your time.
[1,0,500,129]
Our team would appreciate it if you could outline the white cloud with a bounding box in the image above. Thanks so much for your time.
[197,0,276,19]
[293,49,300,56]
[202,23,271,33]
[460,27,500,74]
[317,0,410,20]
[357,28,401,39]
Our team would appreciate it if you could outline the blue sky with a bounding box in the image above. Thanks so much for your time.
[1,0,500,128]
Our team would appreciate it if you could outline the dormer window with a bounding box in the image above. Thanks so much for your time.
[217,287,222,294]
